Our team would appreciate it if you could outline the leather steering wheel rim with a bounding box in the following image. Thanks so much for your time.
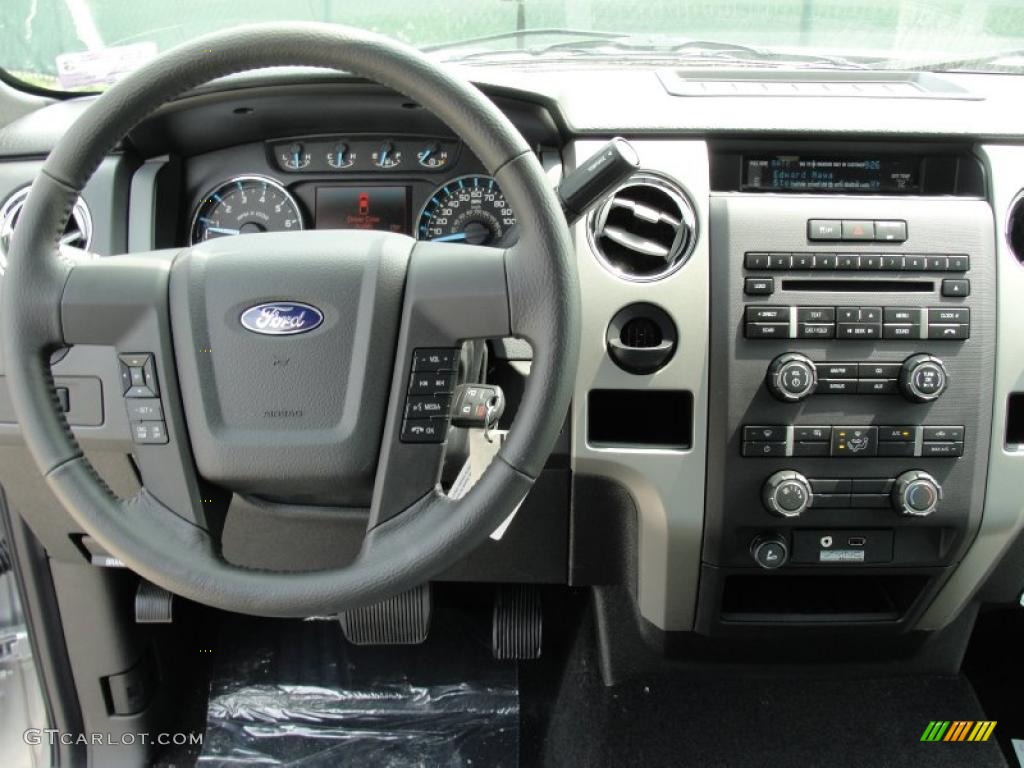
[1,23,579,617]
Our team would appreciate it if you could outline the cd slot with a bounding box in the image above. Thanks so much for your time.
[781,279,933,293]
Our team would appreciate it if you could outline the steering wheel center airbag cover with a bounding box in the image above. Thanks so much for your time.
[170,230,410,505]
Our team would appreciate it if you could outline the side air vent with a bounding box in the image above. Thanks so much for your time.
[588,174,697,281]
[0,186,92,274]
[1009,191,1024,265]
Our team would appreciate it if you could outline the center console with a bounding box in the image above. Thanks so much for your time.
[700,146,995,632]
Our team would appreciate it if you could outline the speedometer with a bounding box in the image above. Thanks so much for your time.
[416,175,517,246]
[190,176,303,245]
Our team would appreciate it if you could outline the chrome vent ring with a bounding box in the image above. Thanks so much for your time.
[588,173,697,281]
[0,186,93,274]
[1009,190,1024,266]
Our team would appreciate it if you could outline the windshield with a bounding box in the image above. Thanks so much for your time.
[2,0,1024,91]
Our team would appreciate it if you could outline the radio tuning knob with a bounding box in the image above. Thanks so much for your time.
[892,470,942,517]
[762,470,813,518]
[766,353,817,402]
[899,354,948,403]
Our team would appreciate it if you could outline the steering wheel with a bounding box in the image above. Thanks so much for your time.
[1,23,578,617]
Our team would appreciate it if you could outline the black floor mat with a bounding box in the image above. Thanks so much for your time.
[197,606,518,767]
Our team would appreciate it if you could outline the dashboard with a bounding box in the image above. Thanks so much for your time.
[1,67,1023,648]
[187,134,518,247]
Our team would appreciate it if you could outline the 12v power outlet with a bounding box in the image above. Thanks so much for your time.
[606,302,677,374]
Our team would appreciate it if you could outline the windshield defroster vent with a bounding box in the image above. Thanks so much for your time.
[0,186,92,274]
[588,174,696,281]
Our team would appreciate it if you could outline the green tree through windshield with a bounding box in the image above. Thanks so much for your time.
[2,0,1024,89]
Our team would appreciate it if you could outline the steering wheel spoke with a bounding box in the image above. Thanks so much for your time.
[60,252,221,531]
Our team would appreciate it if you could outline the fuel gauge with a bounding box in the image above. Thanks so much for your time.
[279,142,311,171]
[371,141,403,169]
[327,142,355,169]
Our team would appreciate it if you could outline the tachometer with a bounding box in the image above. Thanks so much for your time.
[416,175,517,246]
[190,176,303,245]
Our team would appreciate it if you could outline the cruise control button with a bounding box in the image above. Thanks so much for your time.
[129,366,146,387]
[831,426,878,457]
[126,399,163,421]
[131,420,168,445]
[744,425,787,442]
[923,426,964,442]
[401,419,447,443]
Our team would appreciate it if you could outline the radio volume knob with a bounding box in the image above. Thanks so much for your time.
[899,354,948,402]
[892,471,942,517]
[762,470,813,518]
[767,353,817,402]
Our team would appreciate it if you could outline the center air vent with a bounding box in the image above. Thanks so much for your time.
[0,186,92,274]
[588,174,696,281]
[1009,191,1024,265]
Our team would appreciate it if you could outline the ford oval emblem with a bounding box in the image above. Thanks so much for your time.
[240,302,324,336]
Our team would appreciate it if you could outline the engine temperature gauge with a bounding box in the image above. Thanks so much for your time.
[278,142,311,171]
[371,141,403,169]
[327,142,355,169]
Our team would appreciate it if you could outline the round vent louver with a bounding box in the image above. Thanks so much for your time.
[1009,191,1024,265]
[588,173,697,281]
[0,186,92,274]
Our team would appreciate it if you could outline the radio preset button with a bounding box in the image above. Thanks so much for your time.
[745,252,771,269]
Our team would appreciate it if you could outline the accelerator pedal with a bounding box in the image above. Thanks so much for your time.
[135,579,174,623]
[493,585,542,660]
[339,584,431,645]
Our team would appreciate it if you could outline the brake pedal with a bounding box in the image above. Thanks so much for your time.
[339,584,431,645]
[493,585,542,660]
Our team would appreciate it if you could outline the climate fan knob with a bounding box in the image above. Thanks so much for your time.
[762,470,813,518]
[892,471,942,517]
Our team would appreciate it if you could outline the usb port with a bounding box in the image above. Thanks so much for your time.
[847,536,867,548]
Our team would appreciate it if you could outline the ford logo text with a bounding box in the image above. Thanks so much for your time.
[239,302,324,336]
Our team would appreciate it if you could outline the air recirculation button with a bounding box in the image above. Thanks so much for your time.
[606,303,677,374]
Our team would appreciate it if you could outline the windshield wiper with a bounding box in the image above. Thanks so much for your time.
[440,36,871,70]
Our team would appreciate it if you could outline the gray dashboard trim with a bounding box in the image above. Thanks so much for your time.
[918,144,1024,629]
[569,139,710,631]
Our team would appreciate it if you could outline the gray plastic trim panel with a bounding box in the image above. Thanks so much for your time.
[918,144,1024,629]
[569,139,710,631]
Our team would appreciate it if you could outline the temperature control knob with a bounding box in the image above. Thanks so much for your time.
[766,353,817,402]
[892,471,942,517]
[751,534,789,569]
[762,470,813,518]
[899,354,948,403]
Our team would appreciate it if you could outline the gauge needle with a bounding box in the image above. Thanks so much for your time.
[431,231,467,242]
[206,226,241,235]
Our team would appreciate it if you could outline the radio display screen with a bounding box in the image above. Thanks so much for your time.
[315,186,409,233]
[743,155,921,193]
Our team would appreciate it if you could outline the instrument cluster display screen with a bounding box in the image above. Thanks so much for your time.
[315,186,409,233]
[743,155,921,193]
